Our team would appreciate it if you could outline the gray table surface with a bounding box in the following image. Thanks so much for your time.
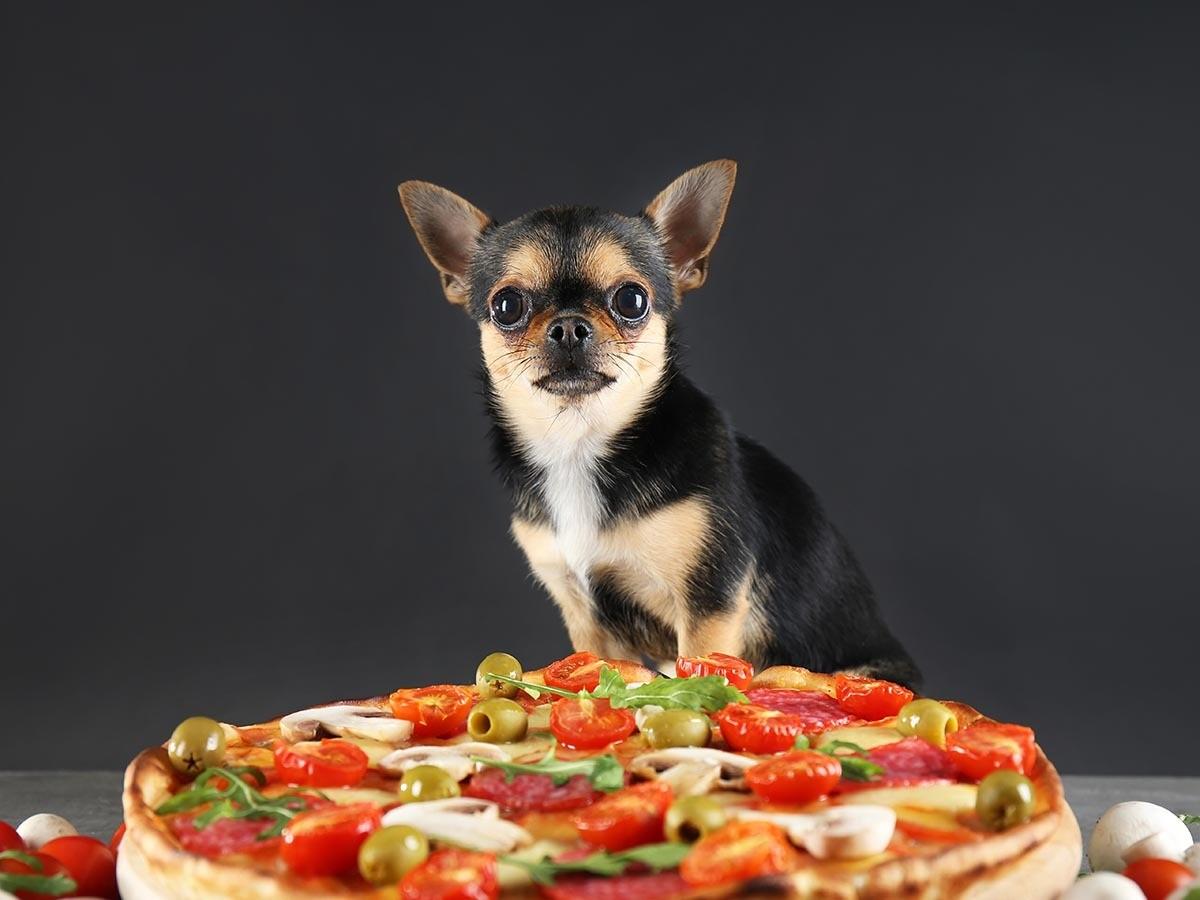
[1,772,1197,871]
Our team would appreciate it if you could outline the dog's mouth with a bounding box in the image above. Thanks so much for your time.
[532,366,616,397]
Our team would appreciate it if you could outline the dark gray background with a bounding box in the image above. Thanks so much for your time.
[2,4,1197,775]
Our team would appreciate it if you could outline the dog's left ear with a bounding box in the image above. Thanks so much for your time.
[644,159,737,294]
[398,180,493,306]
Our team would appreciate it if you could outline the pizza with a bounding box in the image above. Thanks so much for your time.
[117,652,1082,898]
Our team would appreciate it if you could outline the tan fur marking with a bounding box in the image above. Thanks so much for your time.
[501,241,553,290]
[578,237,639,292]
[678,570,754,658]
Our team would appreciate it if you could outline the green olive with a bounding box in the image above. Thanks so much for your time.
[642,709,712,749]
[397,765,461,804]
[475,652,523,699]
[664,795,728,844]
[896,699,958,748]
[976,770,1036,831]
[466,698,529,743]
[167,716,226,776]
[357,824,430,885]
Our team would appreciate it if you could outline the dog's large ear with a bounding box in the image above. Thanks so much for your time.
[644,159,736,294]
[398,181,492,306]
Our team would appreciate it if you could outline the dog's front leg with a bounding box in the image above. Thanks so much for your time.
[676,572,755,660]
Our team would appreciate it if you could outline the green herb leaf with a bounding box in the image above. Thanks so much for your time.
[593,666,747,712]
[155,765,320,840]
[1179,812,1200,825]
[484,674,579,701]
[472,748,625,792]
[818,740,885,782]
[501,842,690,885]
[792,734,811,750]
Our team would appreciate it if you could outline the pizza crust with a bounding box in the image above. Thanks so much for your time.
[121,694,1081,898]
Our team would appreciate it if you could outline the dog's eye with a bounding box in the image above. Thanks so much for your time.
[611,283,649,322]
[490,288,527,328]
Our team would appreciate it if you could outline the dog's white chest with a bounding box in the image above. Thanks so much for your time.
[530,433,605,590]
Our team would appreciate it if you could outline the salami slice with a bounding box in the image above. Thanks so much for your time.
[842,736,957,789]
[744,688,860,733]
[540,871,691,900]
[464,768,600,813]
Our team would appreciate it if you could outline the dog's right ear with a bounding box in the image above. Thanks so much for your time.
[398,181,492,306]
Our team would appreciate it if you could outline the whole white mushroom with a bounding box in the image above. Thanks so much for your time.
[1089,802,1193,872]
[16,813,77,850]
[1060,872,1146,899]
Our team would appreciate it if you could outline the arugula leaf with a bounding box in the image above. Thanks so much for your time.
[484,674,578,701]
[0,850,77,897]
[501,842,691,885]
[593,667,747,712]
[472,748,625,793]
[793,735,811,750]
[785,737,885,782]
[155,766,321,840]
[1179,812,1200,825]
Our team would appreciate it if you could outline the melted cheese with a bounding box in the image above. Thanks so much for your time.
[841,783,978,814]
[816,726,905,750]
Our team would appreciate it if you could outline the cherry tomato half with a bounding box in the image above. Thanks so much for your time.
[571,782,674,851]
[0,851,73,900]
[714,703,806,754]
[679,820,794,887]
[550,697,636,750]
[676,653,755,690]
[399,848,498,900]
[389,685,476,739]
[745,750,842,804]
[274,739,369,787]
[0,821,24,852]
[833,673,914,720]
[40,835,117,899]
[945,722,1037,780]
[280,802,381,877]
[1121,858,1196,900]
[543,652,608,693]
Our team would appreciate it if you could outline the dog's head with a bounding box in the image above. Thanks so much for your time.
[399,161,735,445]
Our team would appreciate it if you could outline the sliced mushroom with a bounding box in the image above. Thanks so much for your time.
[381,798,533,853]
[732,805,896,860]
[279,705,413,745]
[630,747,756,792]
[377,743,512,781]
[654,760,722,797]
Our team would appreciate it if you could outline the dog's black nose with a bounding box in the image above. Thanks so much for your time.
[547,315,593,350]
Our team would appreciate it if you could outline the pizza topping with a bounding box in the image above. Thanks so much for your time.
[357,824,431,886]
[793,736,886,783]
[379,743,512,781]
[842,782,979,815]
[545,652,609,693]
[675,654,754,690]
[399,766,463,804]
[465,769,602,814]
[279,704,414,745]
[640,709,712,750]
[389,687,477,740]
[743,688,859,732]
[280,802,381,877]
[833,673,914,720]
[476,652,525,699]
[714,703,807,753]
[895,699,958,748]
[678,820,795,887]
[471,747,624,793]
[664,795,729,844]
[744,750,842,804]
[945,722,1036,780]
[466,698,529,744]
[491,665,747,714]
[857,735,955,786]
[156,766,324,841]
[499,842,690,884]
[731,804,897,859]
[383,798,533,853]
[538,869,691,900]
[571,783,674,852]
[399,848,499,900]
[550,698,637,750]
[273,739,369,788]
[167,717,227,777]
[974,770,1036,831]
[816,725,906,751]
[629,747,756,793]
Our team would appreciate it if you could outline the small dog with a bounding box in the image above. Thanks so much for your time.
[399,161,919,686]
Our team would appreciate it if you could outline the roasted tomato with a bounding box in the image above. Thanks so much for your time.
[745,750,842,804]
[1121,858,1196,900]
[675,653,755,690]
[465,769,600,814]
[833,673,914,720]
[0,821,24,852]
[280,802,381,877]
[571,782,674,851]
[274,739,369,788]
[389,685,476,739]
[0,851,73,900]
[399,848,498,900]
[714,703,806,754]
[543,652,608,693]
[679,820,794,887]
[39,835,117,899]
[945,722,1037,780]
[550,697,637,750]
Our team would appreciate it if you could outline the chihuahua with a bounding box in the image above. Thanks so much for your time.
[399,161,919,686]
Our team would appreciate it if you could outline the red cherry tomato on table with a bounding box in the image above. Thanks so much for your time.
[834,673,914,720]
[714,703,806,754]
[0,851,73,900]
[389,685,476,739]
[273,739,369,787]
[679,820,794,887]
[399,848,498,900]
[0,821,24,851]
[571,781,674,851]
[40,835,117,899]
[676,653,755,690]
[945,722,1037,780]
[550,697,636,750]
[745,750,843,804]
[1121,858,1196,900]
[280,802,381,877]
